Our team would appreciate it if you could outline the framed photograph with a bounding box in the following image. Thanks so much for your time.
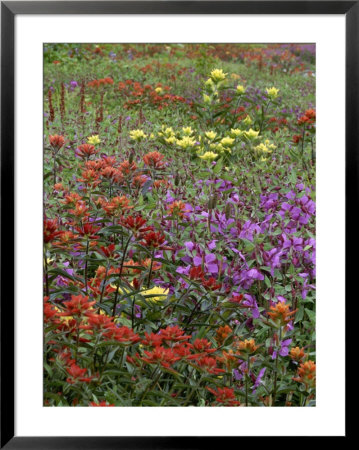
[1,1,352,447]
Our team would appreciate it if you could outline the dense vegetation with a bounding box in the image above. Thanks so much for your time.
[44,44,316,407]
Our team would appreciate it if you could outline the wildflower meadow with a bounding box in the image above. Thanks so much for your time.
[44,44,316,407]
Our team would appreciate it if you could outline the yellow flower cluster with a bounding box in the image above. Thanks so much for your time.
[244,128,260,140]
[236,84,246,95]
[205,131,217,141]
[140,286,169,303]
[230,128,243,138]
[87,135,101,145]
[243,115,253,126]
[210,68,227,83]
[254,140,276,154]
[177,136,196,149]
[130,129,147,141]
[198,151,218,162]
[182,126,194,136]
[266,87,280,100]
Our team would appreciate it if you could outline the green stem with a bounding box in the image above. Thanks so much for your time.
[112,233,132,316]
[245,354,251,406]
[74,321,81,363]
[84,238,89,294]
[99,261,110,305]
[272,326,282,405]
[147,249,155,288]
[139,365,161,405]
[44,248,49,297]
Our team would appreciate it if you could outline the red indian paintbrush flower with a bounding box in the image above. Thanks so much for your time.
[76,144,98,159]
[193,356,225,375]
[119,160,137,177]
[290,346,307,362]
[206,387,240,406]
[119,215,152,236]
[89,401,114,406]
[159,325,191,343]
[57,294,96,318]
[215,325,232,345]
[167,201,188,218]
[84,313,115,332]
[236,338,259,354]
[143,151,165,169]
[293,360,316,389]
[141,230,165,249]
[44,219,62,243]
[267,301,297,327]
[49,135,65,149]
[75,222,101,239]
[66,363,94,384]
[191,338,216,355]
[103,196,133,216]
[98,244,116,259]
[142,332,164,348]
[103,326,140,345]
[141,346,181,368]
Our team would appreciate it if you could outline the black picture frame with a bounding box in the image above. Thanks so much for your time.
[0,1,353,447]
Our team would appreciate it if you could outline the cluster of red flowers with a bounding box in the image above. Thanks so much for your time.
[267,301,297,327]
[143,151,165,169]
[45,294,141,345]
[49,134,65,149]
[87,77,114,88]
[127,325,226,377]
[297,108,316,126]
[206,386,240,406]
[167,200,188,218]
[69,151,167,196]
[267,116,289,133]
[44,219,62,243]
[66,363,94,384]
[188,266,222,291]
[216,325,232,345]
[76,144,99,159]
[118,79,186,110]
[293,360,316,389]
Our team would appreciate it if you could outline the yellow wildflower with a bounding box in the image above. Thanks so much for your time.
[210,68,227,83]
[44,257,54,267]
[264,139,277,150]
[165,136,176,145]
[255,142,273,154]
[177,136,196,149]
[230,128,243,138]
[243,115,252,126]
[203,94,211,104]
[158,126,175,138]
[87,135,101,145]
[140,286,169,303]
[110,284,130,294]
[155,87,163,94]
[265,87,279,100]
[182,126,193,136]
[199,151,218,161]
[220,137,235,147]
[236,85,246,95]
[245,128,259,140]
[205,78,215,89]
[205,131,217,140]
[129,129,147,141]
[217,144,231,154]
